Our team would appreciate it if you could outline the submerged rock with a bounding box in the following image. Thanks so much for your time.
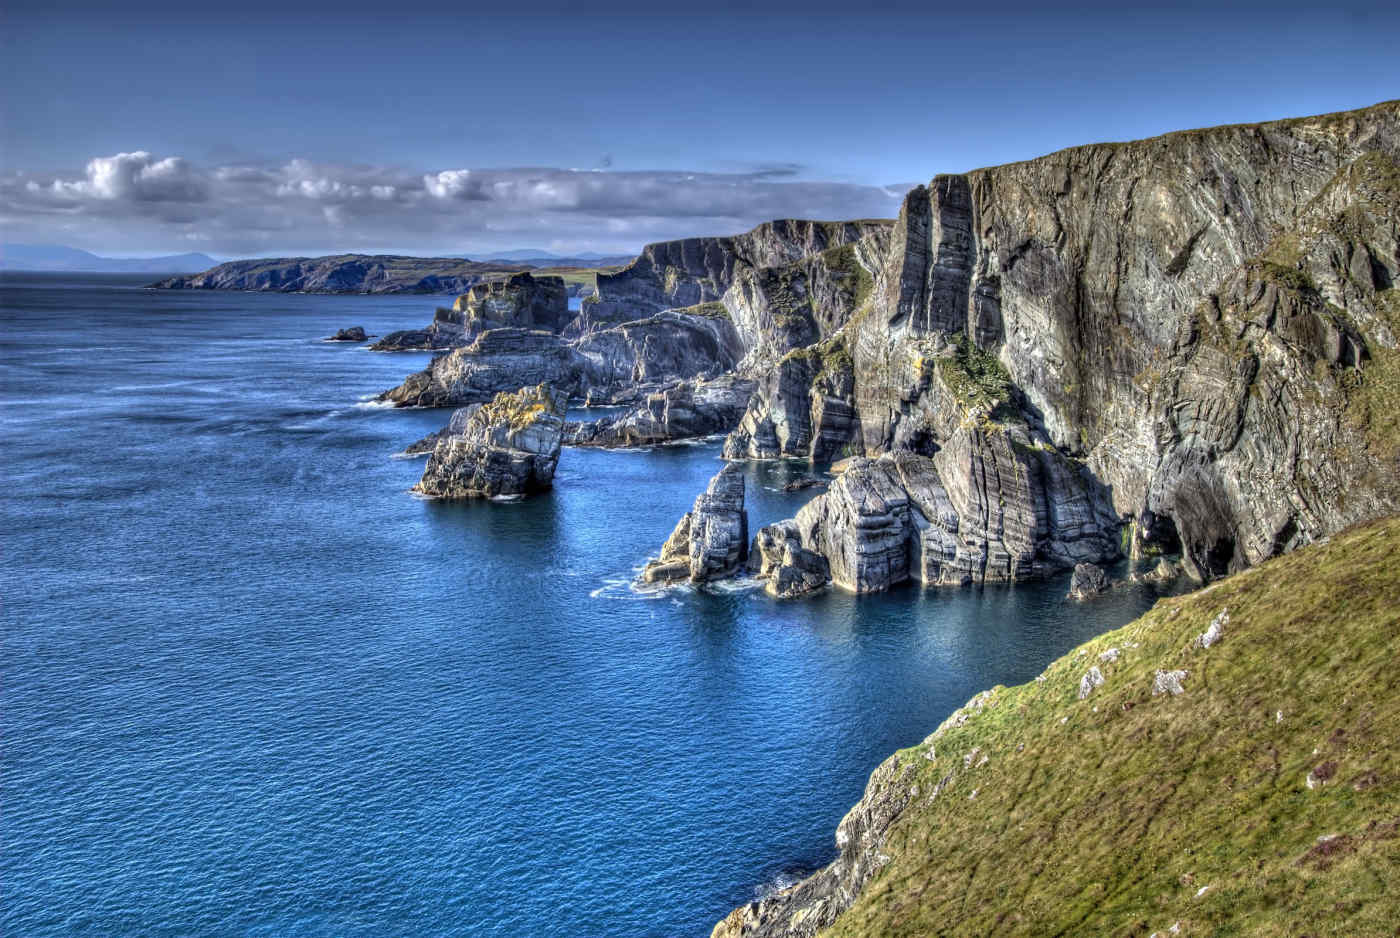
[643,464,749,584]
[1067,563,1110,600]
[326,325,367,342]
[414,384,565,499]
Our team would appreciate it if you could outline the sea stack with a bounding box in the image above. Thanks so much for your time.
[643,464,749,584]
[414,383,566,499]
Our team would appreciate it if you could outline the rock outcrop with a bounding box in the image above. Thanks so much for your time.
[1067,562,1109,600]
[753,432,1121,595]
[642,464,749,583]
[413,384,565,498]
[326,326,367,342]
[574,219,891,335]
[151,254,531,293]
[564,376,755,447]
[377,312,744,408]
[371,273,568,350]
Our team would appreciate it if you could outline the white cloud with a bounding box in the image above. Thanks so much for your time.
[50,151,209,202]
[1,150,910,257]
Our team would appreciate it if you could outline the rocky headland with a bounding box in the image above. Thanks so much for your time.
[371,102,1398,597]
[371,272,569,350]
[152,254,535,294]
[320,100,1400,935]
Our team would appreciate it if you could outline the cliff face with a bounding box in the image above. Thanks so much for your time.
[575,219,891,334]
[713,516,1400,938]
[733,101,1400,588]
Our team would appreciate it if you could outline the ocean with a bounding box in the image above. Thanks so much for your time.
[0,273,1158,936]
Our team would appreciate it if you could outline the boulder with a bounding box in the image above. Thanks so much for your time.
[326,325,368,342]
[413,384,565,499]
[643,464,749,584]
[1067,563,1110,600]
[751,520,830,599]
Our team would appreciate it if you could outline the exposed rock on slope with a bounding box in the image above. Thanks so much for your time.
[714,516,1400,937]
[414,384,565,498]
[371,273,568,350]
[643,464,749,583]
[151,254,530,293]
[564,376,755,447]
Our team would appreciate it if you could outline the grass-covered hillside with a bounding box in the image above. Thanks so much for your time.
[721,516,1400,937]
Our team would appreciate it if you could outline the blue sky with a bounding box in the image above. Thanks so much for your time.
[2,0,1397,258]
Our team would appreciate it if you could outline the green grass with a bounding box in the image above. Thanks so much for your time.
[820,243,876,309]
[821,516,1400,938]
[936,332,1013,413]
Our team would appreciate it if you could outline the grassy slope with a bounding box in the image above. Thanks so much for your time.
[827,517,1400,938]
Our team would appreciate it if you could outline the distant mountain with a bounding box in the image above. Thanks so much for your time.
[0,244,218,274]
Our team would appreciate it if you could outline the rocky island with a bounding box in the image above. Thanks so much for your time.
[413,383,566,499]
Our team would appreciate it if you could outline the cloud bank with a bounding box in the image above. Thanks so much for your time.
[2,151,910,258]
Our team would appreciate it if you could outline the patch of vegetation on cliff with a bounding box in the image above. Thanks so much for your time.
[936,332,1013,413]
[781,337,854,379]
[821,517,1400,938]
[820,243,875,309]
[672,301,731,320]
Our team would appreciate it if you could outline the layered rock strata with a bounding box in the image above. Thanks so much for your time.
[378,312,744,408]
[414,384,565,498]
[754,432,1121,596]
[575,219,891,335]
[642,465,749,584]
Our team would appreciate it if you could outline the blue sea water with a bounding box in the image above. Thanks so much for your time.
[1,273,1159,937]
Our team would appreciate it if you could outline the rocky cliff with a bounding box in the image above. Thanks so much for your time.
[726,101,1400,589]
[713,516,1400,937]
[573,219,891,335]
